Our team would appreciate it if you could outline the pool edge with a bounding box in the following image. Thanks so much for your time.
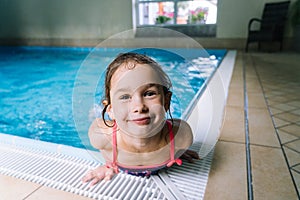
[187,50,236,157]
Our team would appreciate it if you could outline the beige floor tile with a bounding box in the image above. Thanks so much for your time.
[293,165,300,173]
[229,66,243,85]
[245,70,256,79]
[290,109,300,116]
[268,107,284,115]
[291,171,300,193]
[0,174,41,200]
[26,186,91,200]
[270,103,297,112]
[246,79,263,94]
[229,79,243,91]
[204,141,247,200]
[283,87,300,95]
[264,99,277,106]
[248,107,280,147]
[272,96,294,104]
[262,84,278,92]
[219,106,245,143]
[272,117,291,128]
[277,129,298,144]
[264,90,285,98]
[247,92,268,109]
[279,124,300,137]
[283,147,300,167]
[284,94,300,102]
[230,70,243,81]
[250,145,298,200]
[285,139,300,152]
[274,112,300,123]
[226,87,244,108]
[229,65,243,78]
[288,101,300,108]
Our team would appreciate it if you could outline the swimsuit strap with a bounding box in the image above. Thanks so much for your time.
[109,122,119,173]
[166,120,182,167]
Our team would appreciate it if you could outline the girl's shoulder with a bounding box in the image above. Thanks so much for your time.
[90,118,114,134]
[171,119,192,132]
[88,118,114,150]
[171,119,193,148]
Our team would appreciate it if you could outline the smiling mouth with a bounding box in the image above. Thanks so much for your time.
[130,117,151,125]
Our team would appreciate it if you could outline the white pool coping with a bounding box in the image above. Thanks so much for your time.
[187,50,236,157]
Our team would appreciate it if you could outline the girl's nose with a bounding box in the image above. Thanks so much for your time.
[131,96,148,113]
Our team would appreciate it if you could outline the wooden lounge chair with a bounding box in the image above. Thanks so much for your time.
[245,1,290,52]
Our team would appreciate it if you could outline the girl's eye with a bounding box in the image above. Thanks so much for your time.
[119,94,131,100]
[144,90,157,97]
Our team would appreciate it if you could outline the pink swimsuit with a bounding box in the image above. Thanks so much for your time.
[106,120,182,176]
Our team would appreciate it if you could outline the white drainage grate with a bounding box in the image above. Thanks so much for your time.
[155,143,214,200]
[0,137,213,200]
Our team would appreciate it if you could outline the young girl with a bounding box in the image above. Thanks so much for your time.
[82,52,199,186]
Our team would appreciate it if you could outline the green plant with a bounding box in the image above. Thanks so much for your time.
[189,7,208,23]
[291,0,300,26]
[155,15,171,24]
[191,12,205,22]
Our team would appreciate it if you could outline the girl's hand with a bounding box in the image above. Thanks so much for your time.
[180,149,200,163]
[82,165,115,186]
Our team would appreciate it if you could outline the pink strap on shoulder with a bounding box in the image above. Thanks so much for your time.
[107,122,119,173]
[166,120,182,167]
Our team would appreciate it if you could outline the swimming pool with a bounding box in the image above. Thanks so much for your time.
[0,46,226,150]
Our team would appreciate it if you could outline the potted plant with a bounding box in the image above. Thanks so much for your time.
[291,0,300,51]
[189,7,208,24]
[155,15,172,24]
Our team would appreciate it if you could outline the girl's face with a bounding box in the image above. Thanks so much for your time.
[107,63,170,138]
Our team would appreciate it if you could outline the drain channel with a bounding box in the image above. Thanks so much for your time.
[243,53,254,200]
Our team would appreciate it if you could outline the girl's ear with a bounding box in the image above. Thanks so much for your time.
[106,104,115,120]
[164,91,172,111]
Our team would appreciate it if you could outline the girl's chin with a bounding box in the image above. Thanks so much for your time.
[117,119,166,137]
[122,126,165,139]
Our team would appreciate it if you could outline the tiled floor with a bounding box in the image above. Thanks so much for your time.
[205,51,300,200]
[1,51,300,199]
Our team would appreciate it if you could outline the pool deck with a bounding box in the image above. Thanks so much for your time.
[1,51,300,199]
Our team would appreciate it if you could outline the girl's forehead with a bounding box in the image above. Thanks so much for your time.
[110,63,165,91]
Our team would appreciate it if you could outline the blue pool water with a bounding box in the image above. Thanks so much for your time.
[0,46,226,149]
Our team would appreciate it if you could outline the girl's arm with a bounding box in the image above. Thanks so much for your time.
[82,119,116,185]
[88,118,112,150]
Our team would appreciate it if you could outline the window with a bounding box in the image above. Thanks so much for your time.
[136,0,217,26]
